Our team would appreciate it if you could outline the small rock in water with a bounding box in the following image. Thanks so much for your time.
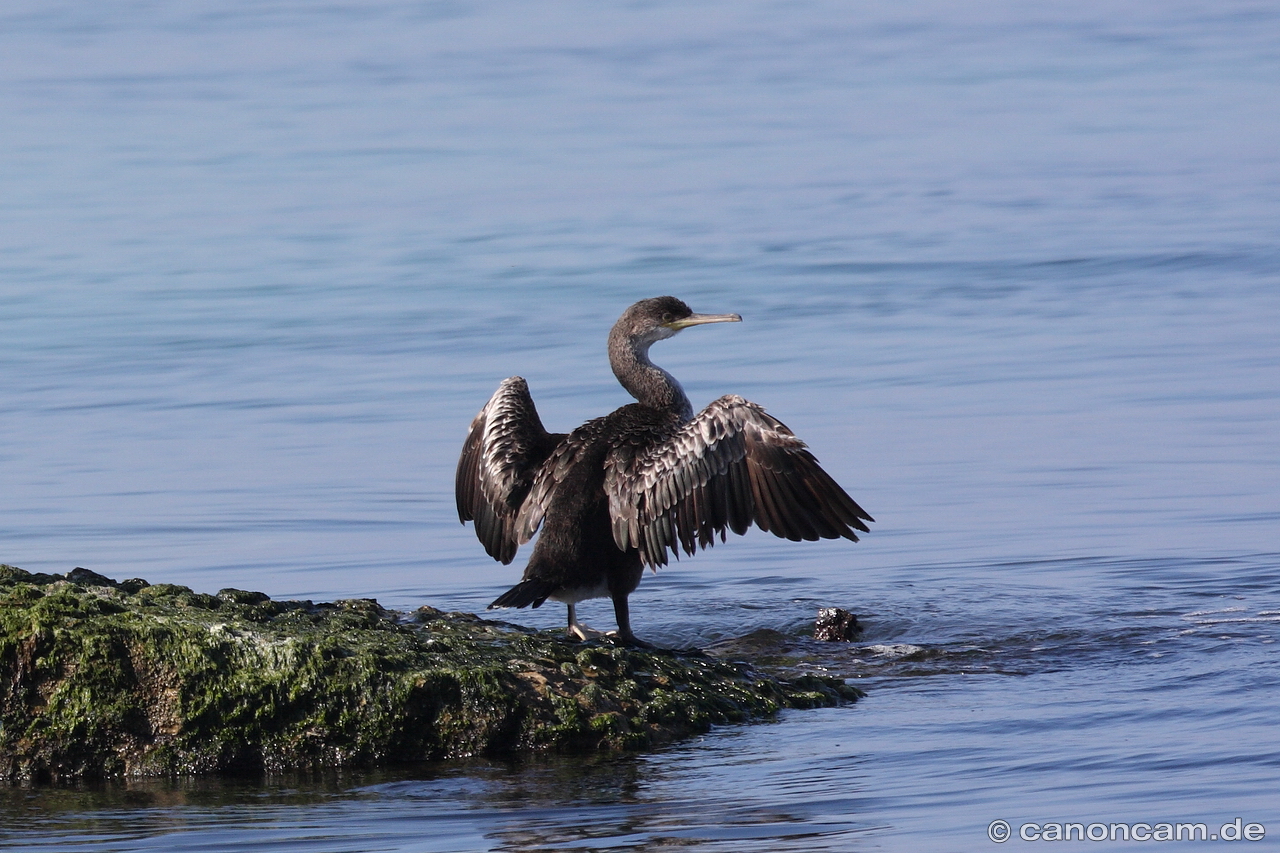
[68,567,117,587]
[813,607,861,641]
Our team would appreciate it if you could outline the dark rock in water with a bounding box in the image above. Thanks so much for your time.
[813,607,861,641]
[0,564,859,781]
[67,567,117,587]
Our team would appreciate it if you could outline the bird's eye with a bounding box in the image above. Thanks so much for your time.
[662,313,674,323]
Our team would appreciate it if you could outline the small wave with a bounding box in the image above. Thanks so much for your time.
[861,643,926,658]
[1183,607,1249,617]
[1186,615,1280,625]
[1182,606,1280,625]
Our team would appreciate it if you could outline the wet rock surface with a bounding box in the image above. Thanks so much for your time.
[0,565,858,781]
[813,607,862,641]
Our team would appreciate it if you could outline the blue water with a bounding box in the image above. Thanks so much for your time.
[3,1,1279,850]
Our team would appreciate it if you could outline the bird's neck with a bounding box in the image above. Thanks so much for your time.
[608,332,694,420]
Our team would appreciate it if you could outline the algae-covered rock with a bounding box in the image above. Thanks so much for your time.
[0,565,857,781]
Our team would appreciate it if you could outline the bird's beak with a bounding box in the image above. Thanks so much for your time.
[667,312,743,330]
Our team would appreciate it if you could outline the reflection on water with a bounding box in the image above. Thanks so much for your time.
[1,755,878,853]
[3,0,1280,849]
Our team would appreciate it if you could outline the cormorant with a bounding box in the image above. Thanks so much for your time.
[455,296,872,645]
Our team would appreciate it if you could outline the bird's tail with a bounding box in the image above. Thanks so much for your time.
[488,578,556,610]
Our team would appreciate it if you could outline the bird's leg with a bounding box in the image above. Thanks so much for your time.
[566,602,604,642]
[608,592,652,648]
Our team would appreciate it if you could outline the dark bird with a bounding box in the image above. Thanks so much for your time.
[455,296,873,646]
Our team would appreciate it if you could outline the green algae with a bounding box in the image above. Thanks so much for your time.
[0,565,858,781]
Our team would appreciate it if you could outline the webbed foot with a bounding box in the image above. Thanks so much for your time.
[567,622,606,642]
[607,630,653,649]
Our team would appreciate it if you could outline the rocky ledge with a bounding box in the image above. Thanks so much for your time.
[0,565,857,782]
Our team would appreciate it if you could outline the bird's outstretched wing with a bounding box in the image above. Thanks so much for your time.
[605,395,873,568]
[455,377,563,564]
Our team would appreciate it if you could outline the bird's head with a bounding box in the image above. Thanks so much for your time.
[613,296,742,348]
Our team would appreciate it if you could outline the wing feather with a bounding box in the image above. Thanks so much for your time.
[512,429,598,544]
[606,395,873,567]
[455,377,563,564]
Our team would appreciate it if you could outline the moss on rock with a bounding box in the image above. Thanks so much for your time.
[0,565,857,781]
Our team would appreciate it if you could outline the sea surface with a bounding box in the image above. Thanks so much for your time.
[2,1,1279,850]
